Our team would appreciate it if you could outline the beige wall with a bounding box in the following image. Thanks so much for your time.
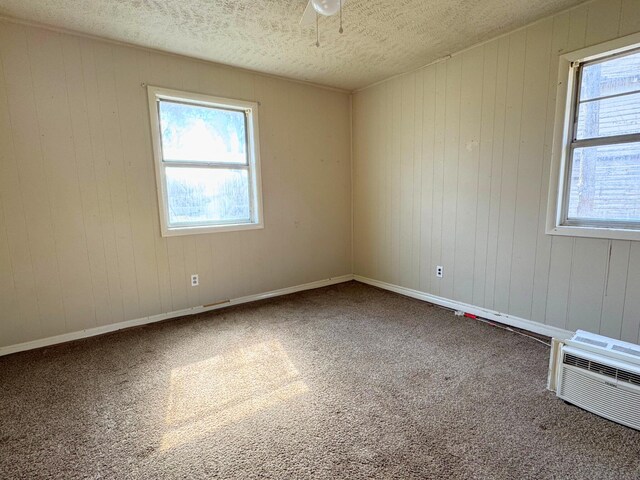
[0,20,352,348]
[353,0,640,342]
[4,0,640,351]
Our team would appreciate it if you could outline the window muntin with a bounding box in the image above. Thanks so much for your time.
[562,48,640,230]
[148,87,262,236]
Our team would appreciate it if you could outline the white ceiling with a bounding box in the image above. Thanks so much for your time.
[0,0,589,91]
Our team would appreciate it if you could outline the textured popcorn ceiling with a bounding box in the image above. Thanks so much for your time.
[0,0,589,90]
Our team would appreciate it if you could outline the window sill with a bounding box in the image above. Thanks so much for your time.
[161,221,264,237]
[546,224,640,241]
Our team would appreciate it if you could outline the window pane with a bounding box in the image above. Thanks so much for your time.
[567,142,640,222]
[165,167,250,226]
[576,92,640,139]
[159,100,247,164]
[579,50,640,102]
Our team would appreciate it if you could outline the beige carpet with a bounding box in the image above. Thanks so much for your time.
[1,281,639,479]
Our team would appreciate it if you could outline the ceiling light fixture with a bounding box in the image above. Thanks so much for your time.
[300,0,347,47]
[311,0,341,16]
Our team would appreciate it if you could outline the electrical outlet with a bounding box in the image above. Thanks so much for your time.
[436,265,443,278]
[191,274,199,287]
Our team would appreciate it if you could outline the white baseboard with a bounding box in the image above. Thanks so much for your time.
[0,274,354,357]
[1,273,572,357]
[354,275,573,340]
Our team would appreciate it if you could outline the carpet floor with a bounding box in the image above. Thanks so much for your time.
[1,281,639,479]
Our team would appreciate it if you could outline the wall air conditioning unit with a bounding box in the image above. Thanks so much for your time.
[548,330,640,431]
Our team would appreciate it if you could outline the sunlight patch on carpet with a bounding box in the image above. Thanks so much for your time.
[161,340,308,450]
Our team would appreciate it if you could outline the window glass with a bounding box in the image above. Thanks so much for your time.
[576,92,640,140]
[159,100,247,164]
[165,167,250,226]
[567,142,640,222]
[579,51,640,102]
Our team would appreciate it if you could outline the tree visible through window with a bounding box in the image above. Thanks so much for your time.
[147,87,263,236]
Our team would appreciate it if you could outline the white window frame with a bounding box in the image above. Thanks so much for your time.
[147,86,264,237]
[546,32,640,241]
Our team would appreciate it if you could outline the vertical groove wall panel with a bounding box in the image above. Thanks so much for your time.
[78,39,125,326]
[374,84,387,282]
[28,29,97,333]
[390,78,402,286]
[399,75,415,289]
[0,206,20,344]
[566,238,610,332]
[353,0,639,340]
[0,42,35,345]
[430,62,447,298]
[493,30,526,314]
[0,20,352,349]
[620,0,640,36]
[375,84,386,282]
[585,0,622,45]
[385,82,395,284]
[183,236,200,309]
[0,23,67,338]
[419,68,436,294]
[353,88,374,278]
[530,11,571,326]
[440,56,461,301]
[453,49,483,306]
[59,35,113,327]
[621,242,640,343]
[92,41,142,322]
[410,74,423,290]
[483,36,510,311]
[620,246,640,343]
[545,238,575,330]
[508,19,552,320]
[600,241,631,339]
[472,41,498,307]
[257,78,283,293]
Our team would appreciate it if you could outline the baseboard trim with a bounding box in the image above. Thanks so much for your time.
[353,275,573,340]
[0,274,355,357]
[1,274,572,357]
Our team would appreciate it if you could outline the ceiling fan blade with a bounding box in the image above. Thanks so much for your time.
[300,1,316,26]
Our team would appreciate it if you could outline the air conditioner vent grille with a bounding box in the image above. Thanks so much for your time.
[612,345,640,358]
[564,353,640,386]
[574,336,609,348]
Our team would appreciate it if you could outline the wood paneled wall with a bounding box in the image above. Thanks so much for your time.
[0,20,352,348]
[353,0,640,342]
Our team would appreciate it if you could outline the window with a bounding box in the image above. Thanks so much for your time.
[547,34,640,241]
[147,87,263,236]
